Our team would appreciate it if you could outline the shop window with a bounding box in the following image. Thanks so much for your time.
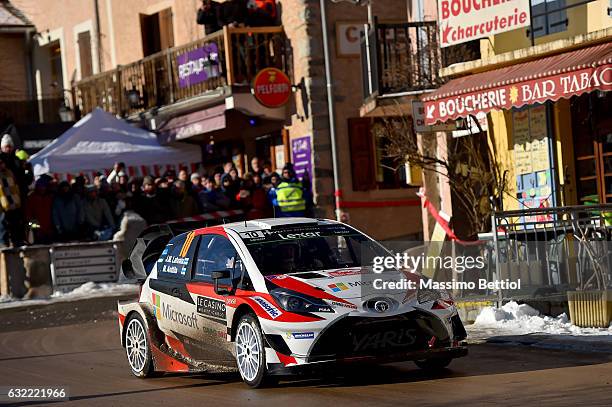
[140,8,174,57]
[571,92,612,204]
[530,0,568,38]
[77,31,93,78]
[348,117,418,191]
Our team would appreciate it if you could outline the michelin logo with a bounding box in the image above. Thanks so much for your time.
[252,296,282,319]
[288,332,315,340]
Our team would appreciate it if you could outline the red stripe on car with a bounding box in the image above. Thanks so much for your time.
[267,275,353,305]
[275,351,297,367]
[118,313,126,327]
[150,343,189,373]
[165,335,191,359]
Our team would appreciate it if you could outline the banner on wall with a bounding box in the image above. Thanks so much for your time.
[291,136,312,181]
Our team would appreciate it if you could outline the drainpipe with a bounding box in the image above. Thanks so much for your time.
[319,0,341,221]
[94,0,104,72]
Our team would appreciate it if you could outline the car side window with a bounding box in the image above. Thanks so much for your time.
[158,234,198,280]
[194,235,239,284]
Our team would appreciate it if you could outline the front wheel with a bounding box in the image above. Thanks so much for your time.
[125,313,155,378]
[235,314,272,388]
[414,356,453,371]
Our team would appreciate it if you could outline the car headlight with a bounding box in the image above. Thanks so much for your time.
[270,289,334,314]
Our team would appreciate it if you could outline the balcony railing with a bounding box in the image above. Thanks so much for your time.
[75,26,286,117]
[361,20,442,100]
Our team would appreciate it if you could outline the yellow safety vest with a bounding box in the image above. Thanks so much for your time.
[276,182,306,212]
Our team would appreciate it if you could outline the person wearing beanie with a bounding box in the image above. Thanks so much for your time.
[1,134,14,154]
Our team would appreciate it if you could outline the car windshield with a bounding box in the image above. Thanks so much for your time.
[240,224,389,276]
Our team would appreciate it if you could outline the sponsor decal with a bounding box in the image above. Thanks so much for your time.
[225,297,237,305]
[153,293,199,328]
[327,269,363,277]
[180,231,196,257]
[328,300,357,310]
[152,293,162,319]
[197,296,226,320]
[251,296,282,319]
[278,231,321,240]
[328,282,349,292]
[162,303,199,329]
[352,328,418,352]
[203,326,227,339]
[266,274,287,280]
[286,332,315,340]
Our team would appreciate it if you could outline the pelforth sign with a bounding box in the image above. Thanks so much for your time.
[438,0,531,48]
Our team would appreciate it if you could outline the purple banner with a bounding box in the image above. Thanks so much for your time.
[291,136,312,181]
[176,43,220,88]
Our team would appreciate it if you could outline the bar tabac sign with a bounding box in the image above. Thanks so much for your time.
[424,64,612,125]
[438,0,531,48]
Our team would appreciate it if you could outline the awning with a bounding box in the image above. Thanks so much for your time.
[423,42,612,125]
[157,103,226,144]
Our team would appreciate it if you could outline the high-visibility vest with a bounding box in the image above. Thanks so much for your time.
[276,181,305,212]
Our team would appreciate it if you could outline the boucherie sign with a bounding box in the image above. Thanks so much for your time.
[438,0,531,48]
[424,64,612,125]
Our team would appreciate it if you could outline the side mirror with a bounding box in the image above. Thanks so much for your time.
[211,270,230,280]
[212,269,232,295]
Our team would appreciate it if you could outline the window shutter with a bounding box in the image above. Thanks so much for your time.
[78,31,93,78]
[159,8,175,50]
[348,118,376,191]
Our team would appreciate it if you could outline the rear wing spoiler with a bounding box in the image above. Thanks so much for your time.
[121,214,244,280]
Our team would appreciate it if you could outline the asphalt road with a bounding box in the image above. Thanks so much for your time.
[1,297,612,407]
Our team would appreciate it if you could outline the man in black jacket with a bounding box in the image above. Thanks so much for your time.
[196,0,248,35]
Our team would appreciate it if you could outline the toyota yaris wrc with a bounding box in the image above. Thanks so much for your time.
[118,218,467,387]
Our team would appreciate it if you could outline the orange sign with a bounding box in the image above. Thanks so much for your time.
[252,67,292,108]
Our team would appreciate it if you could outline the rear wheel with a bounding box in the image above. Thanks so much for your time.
[235,314,273,388]
[125,313,154,378]
[414,356,452,371]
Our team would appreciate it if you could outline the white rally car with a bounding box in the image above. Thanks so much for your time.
[118,218,467,387]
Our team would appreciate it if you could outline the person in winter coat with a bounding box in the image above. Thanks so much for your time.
[169,180,200,220]
[82,185,115,240]
[52,181,84,241]
[25,177,54,244]
[0,155,23,246]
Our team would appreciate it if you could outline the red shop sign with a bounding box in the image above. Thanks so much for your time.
[424,64,612,125]
[252,67,292,108]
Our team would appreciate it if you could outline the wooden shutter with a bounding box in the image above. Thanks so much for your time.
[140,13,153,56]
[348,118,376,191]
[78,31,93,78]
[159,8,175,50]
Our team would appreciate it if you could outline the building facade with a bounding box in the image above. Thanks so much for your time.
[11,0,428,240]
[419,0,612,239]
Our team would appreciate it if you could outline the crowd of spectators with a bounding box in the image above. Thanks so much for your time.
[0,134,313,248]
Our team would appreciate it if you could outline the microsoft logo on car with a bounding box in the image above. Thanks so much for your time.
[152,293,162,319]
[328,283,349,292]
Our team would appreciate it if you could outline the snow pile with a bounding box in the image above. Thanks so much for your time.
[0,282,139,310]
[473,301,612,336]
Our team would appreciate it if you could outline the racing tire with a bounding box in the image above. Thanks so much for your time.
[124,313,155,378]
[235,314,274,388]
[414,356,453,371]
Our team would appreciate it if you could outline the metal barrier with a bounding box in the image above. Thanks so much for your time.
[491,205,612,301]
